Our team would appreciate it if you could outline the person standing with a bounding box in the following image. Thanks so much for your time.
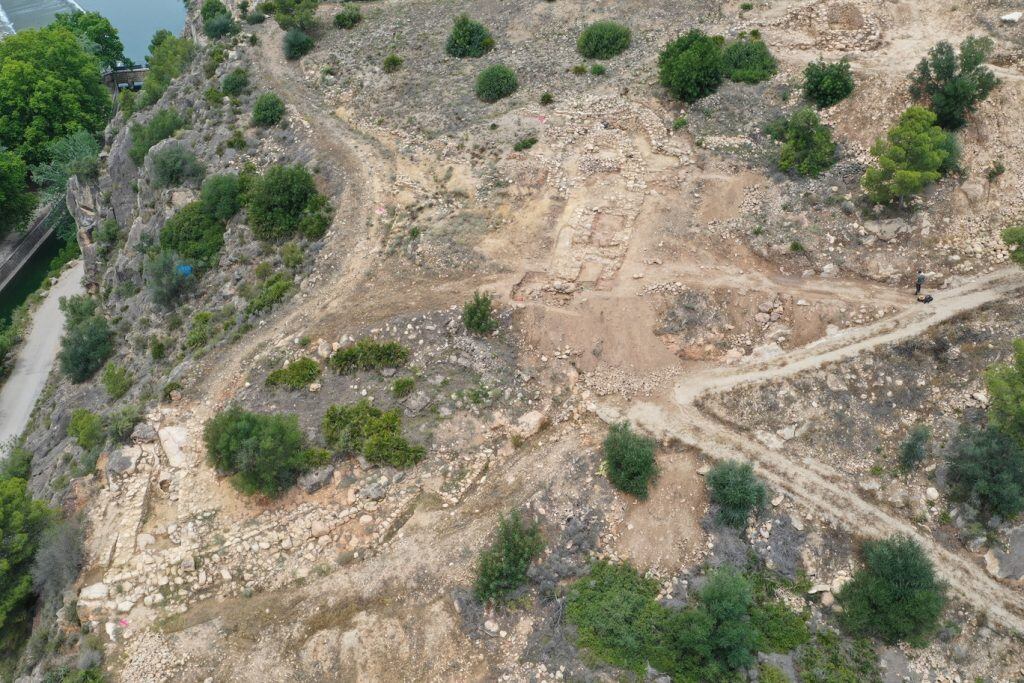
[915,270,926,296]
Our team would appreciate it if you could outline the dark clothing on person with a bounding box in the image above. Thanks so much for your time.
[915,272,926,295]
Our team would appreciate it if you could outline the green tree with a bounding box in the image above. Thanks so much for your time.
[202,0,237,39]
[474,510,544,603]
[909,37,998,130]
[803,58,854,108]
[139,33,195,108]
[51,10,126,69]
[603,422,657,499]
[778,108,837,177]
[707,460,767,528]
[985,339,1024,446]
[0,477,52,631]
[160,201,226,267]
[577,21,631,60]
[462,291,498,334]
[58,305,113,383]
[445,14,494,58]
[0,150,37,237]
[0,26,110,165]
[861,106,954,207]
[838,536,946,646]
[698,566,759,670]
[246,164,332,241]
[658,30,724,103]
[29,131,101,200]
[946,425,1024,520]
[475,64,518,103]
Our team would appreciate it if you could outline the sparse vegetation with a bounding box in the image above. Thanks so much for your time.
[803,59,855,108]
[265,357,321,389]
[707,460,767,528]
[603,423,657,499]
[475,64,518,103]
[150,144,205,188]
[100,362,133,399]
[391,376,415,398]
[321,399,424,467]
[473,511,544,603]
[129,109,188,165]
[445,14,494,58]
[899,425,931,471]
[658,30,724,103]
[382,53,403,73]
[909,37,998,130]
[577,21,631,60]
[540,92,553,106]
[245,272,294,315]
[145,250,195,308]
[330,338,410,373]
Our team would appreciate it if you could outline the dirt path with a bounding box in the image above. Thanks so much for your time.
[618,266,1024,633]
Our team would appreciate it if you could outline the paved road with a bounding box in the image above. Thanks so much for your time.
[0,261,84,454]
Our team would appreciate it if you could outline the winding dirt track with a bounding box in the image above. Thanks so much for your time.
[625,267,1024,634]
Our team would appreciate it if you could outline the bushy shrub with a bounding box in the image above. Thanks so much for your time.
[803,59,854,108]
[333,4,362,29]
[382,53,403,73]
[204,13,237,39]
[699,566,759,670]
[474,511,544,603]
[707,460,767,528]
[246,164,332,241]
[462,291,498,334]
[899,425,931,471]
[862,106,955,206]
[838,535,946,646]
[29,521,82,612]
[283,28,314,60]
[445,14,494,58]
[540,92,553,105]
[946,425,1024,519]
[145,250,195,308]
[985,338,1024,445]
[392,376,415,398]
[151,145,205,188]
[200,173,242,222]
[329,338,410,373]
[221,68,249,96]
[252,92,286,127]
[751,601,810,653]
[272,0,319,31]
[476,64,518,103]
[266,357,321,389]
[0,477,52,632]
[321,399,425,467]
[603,423,657,499]
[129,109,187,165]
[107,404,143,443]
[101,362,133,399]
[160,202,226,267]
[796,631,881,681]
[658,30,724,103]
[186,311,214,349]
[777,108,837,178]
[138,34,195,108]
[58,300,112,383]
[577,21,631,59]
[68,409,104,450]
[204,406,324,496]
[909,37,998,130]
[590,64,606,76]
[722,36,776,83]
[246,10,267,24]
[245,272,294,314]
[29,131,101,201]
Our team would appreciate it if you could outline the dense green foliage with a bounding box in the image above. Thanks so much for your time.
[566,562,777,680]
[329,338,410,373]
[909,37,998,130]
[321,399,425,467]
[899,425,931,471]
[144,250,195,308]
[252,92,286,127]
[51,10,126,69]
[946,425,1024,519]
[57,296,112,382]
[577,21,631,60]
[446,14,494,58]
[707,460,767,528]
[204,406,325,496]
[838,535,946,646]
[272,0,320,31]
[722,36,776,83]
[0,477,53,632]
[392,376,415,398]
[266,357,321,389]
[221,68,249,96]
[202,0,237,39]
[0,151,37,237]
[0,26,109,165]
[100,362,133,399]
[160,202,226,267]
[475,64,518,103]
[474,511,544,603]
[658,30,724,103]
[861,106,955,206]
[150,145,205,188]
[283,29,314,60]
[138,33,195,108]
[200,173,242,222]
[29,131,101,201]
[333,5,362,29]
[803,59,855,108]
[462,291,498,334]
[777,108,837,177]
[129,109,187,165]
[797,631,882,683]
[985,339,1024,446]
[68,409,104,450]
[246,164,332,241]
[602,423,657,499]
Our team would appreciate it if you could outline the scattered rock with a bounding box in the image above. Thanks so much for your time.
[298,465,334,494]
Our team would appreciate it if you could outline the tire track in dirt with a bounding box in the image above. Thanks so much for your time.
[623,267,1024,633]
